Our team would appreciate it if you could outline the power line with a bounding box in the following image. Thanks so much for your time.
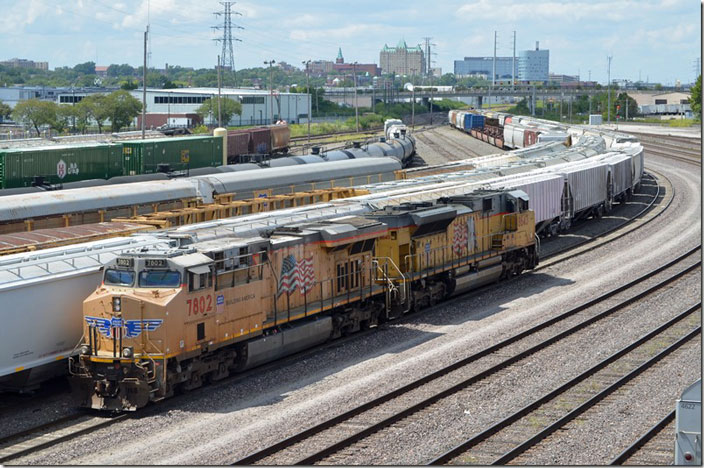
[212,1,243,85]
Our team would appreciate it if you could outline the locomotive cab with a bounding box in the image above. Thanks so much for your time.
[70,248,214,411]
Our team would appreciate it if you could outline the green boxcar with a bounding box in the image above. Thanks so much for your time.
[0,143,122,189]
[120,135,223,175]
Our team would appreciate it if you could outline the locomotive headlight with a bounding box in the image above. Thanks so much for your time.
[122,347,133,358]
[112,296,121,312]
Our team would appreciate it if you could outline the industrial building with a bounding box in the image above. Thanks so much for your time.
[628,91,693,119]
[53,87,311,128]
[380,40,426,76]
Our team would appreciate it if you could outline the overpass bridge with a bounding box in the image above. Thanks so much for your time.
[324,87,666,114]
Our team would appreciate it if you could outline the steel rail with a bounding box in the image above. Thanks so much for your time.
[0,413,128,463]
[491,319,700,465]
[1,173,668,460]
[641,145,701,167]
[0,325,382,464]
[609,410,676,465]
[232,247,700,465]
[429,304,700,465]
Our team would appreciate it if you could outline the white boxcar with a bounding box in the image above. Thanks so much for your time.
[487,172,564,225]
[557,161,608,213]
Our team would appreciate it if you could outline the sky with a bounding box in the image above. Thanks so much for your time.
[1,0,700,85]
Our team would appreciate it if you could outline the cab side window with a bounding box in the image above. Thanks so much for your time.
[188,267,212,292]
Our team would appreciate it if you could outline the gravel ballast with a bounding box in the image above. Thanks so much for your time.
[10,153,700,465]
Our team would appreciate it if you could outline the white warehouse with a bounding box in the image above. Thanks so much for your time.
[56,87,311,128]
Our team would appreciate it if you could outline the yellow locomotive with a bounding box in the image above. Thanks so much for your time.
[69,189,538,411]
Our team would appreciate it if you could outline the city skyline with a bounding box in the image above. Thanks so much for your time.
[1,0,700,85]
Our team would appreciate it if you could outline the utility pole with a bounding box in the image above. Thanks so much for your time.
[212,1,243,86]
[429,73,433,124]
[492,30,497,88]
[607,55,612,123]
[512,30,516,90]
[141,26,147,139]
[353,62,359,132]
[302,60,311,144]
[264,60,275,124]
[217,55,222,127]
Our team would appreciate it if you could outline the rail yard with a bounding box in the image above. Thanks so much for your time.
[0,107,700,467]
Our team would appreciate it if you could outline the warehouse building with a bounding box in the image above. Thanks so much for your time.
[54,87,311,128]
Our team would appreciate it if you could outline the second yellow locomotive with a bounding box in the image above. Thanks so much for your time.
[70,189,538,411]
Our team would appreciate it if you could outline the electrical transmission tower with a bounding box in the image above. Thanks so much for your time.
[212,1,243,85]
[423,37,435,76]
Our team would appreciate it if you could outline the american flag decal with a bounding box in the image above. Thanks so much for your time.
[298,257,315,295]
[277,254,315,296]
[278,254,300,296]
[453,220,469,255]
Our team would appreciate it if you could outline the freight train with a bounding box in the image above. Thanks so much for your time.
[0,135,416,234]
[0,123,643,395]
[0,125,292,190]
[448,110,574,149]
[69,188,537,411]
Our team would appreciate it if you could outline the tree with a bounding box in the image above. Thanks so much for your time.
[78,94,111,133]
[0,100,12,121]
[106,90,142,132]
[107,63,135,77]
[52,105,77,133]
[70,101,92,134]
[120,79,139,90]
[195,97,242,126]
[690,75,701,120]
[74,61,96,75]
[12,99,57,136]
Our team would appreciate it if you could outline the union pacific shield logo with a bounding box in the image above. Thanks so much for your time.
[85,316,163,338]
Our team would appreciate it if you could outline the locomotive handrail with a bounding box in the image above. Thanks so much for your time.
[373,257,409,312]
[403,231,496,279]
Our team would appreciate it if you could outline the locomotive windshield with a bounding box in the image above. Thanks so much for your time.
[104,269,135,286]
[138,270,181,288]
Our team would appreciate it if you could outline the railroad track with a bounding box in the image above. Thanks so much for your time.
[625,131,700,147]
[0,132,677,462]
[232,247,700,465]
[433,128,484,158]
[0,319,385,464]
[0,413,128,463]
[609,410,676,465]
[641,143,701,166]
[1,162,669,463]
[430,306,700,465]
[415,132,464,162]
